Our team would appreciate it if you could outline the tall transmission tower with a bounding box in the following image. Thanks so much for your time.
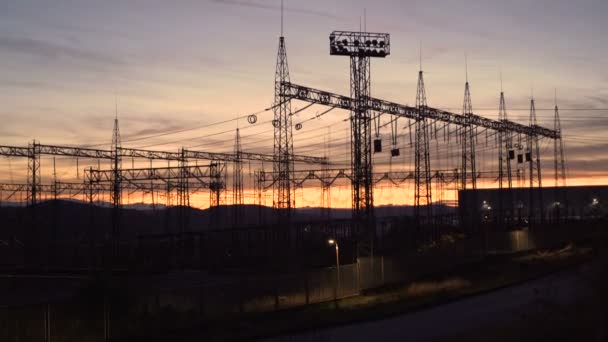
[111,109,122,209]
[273,3,295,215]
[497,83,513,227]
[110,107,122,262]
[553,96,566,187]
[233,128,244,206]
[461,58,477,190]
[528,97,543,225]
[414,67,432,227]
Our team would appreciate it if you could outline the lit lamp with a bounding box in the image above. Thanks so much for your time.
[328,239,340,296]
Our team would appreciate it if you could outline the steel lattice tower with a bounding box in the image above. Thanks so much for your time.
[177,148,189,234]
[329,31,389,259]
[329,31,389,223]
[26,140,40,206]
[528,97,543,225]
[273,35,295,214]
[350,50,373,222]
[111,112,122,210]
[233,128,244,206]
[553,99,567,187]
[461,67,477,190]
[110,111,122,262]
[497,88,513,227]
[414,69,432,226]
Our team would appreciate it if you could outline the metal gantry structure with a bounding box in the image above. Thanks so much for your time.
[278,29,564,232]
[0,143,326,206]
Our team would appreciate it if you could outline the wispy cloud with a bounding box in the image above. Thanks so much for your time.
[211,0,345,20]
[0,35,126,71]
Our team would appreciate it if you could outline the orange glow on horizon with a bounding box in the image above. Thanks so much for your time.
[6,175,605,210]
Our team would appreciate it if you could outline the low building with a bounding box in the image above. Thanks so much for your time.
[458,185,608,229]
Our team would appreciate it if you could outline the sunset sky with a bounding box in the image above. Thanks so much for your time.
[0,0,607,208]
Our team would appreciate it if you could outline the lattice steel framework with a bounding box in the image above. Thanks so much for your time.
[461,77,477,190]
[273,35,295,213]
[0,142,324,210]
[553,101,567,187]
[497,89,514,227]
[109,115,122,262]
[111,115,122,211]
[26,141,40,206]
[415,70,432,226]
[233,128,244,206]
[528,97,543,224]
[329,31,390,226]
[280,83,559,139]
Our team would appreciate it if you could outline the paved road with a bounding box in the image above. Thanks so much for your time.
[263,263,595,342]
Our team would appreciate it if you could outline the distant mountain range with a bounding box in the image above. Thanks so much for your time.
[0,199,456,241]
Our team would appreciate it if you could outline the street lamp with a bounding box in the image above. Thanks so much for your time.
[328,239,340,296]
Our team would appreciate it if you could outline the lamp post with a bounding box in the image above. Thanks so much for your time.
[328,239,340,297]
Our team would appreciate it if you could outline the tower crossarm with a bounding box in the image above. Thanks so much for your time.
[282,82,560,139]
[0,146,30,157]
[85,165,214,183]
[0,144,327,164]
[184,149,327,164]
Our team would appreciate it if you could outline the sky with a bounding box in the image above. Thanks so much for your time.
[0,0,607,207]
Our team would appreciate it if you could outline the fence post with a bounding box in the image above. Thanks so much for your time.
[356,259,361,292]
[44,303,50,342]
[274,278,279,310]
[239,277,247,314]
[104,296,110,342]
[199,285,205,318]
[333,266,338,308]
[305,272,310,305]
[381,256,385,285]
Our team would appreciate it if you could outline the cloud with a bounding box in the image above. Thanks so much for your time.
[0,79,53,90]
[0,35,126,71]
[564,142,608,157]
[565,158,608,173]
[586,95,608,107]
[211,0,345,20]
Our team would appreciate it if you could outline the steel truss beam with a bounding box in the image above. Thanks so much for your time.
[281,82,560,139]
[0,144,327,164]
[254,169,493,190]
[84,164,219,184]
